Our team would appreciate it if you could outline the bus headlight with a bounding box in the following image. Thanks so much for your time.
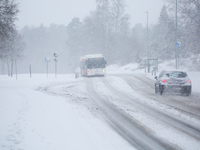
[102,69,105,72]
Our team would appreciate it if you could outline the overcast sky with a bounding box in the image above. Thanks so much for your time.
[16,0,165,29]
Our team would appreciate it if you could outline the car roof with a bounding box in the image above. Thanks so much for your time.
[161,70,187,73]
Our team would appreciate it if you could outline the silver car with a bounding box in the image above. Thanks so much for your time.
[155,70,192,95]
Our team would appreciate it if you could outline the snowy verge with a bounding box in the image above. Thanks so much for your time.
[0,74,132,150]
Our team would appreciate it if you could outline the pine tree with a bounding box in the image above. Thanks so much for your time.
[151,5,175,60]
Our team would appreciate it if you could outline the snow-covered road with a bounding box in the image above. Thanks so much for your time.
[1,70,200,150]
[39,73,200,149]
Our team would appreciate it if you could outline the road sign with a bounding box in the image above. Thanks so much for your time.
[54,52,58,57]
[45,57,50,62]
[175,42,181,48]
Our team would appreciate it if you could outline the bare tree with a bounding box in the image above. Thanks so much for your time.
[2,31,25,76]
[165,0,200,70]
[0,0,19,59]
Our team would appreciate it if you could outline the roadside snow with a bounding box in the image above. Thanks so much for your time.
[107,62,200,94]
[0,74,132,150]
[102,65,200,150]
[1,61,200,150]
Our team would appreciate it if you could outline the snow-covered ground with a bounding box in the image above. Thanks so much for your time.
[0,62,200,150]
[0,74,132,150]
[107,62,200,93]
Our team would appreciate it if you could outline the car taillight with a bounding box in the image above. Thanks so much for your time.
[187,79,191,83]
[162,79,167,83]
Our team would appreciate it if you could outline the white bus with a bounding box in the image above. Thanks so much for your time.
[80,54,107,77]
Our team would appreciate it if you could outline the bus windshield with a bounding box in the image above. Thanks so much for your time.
[87,58,106,69]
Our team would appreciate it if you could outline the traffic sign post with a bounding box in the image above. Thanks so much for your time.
[45,57,50,78]
[53,52,58,78]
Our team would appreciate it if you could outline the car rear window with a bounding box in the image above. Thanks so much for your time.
[167,72,187,78]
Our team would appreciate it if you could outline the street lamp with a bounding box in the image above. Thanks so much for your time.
[175,0,178,69]
[145,11,149,59]
[145,11,150,73]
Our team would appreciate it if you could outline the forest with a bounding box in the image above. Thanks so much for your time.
[0,0,200,74]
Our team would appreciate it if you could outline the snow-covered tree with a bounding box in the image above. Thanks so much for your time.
[66,18,83,69]
[0,0,19,58]
[150,5,175,60]
[78,0,131,64]
[131,23,146,62]
[0,0,21,75]
[67,18,82,53]
[1,30,25,76]
[165,0,200,70]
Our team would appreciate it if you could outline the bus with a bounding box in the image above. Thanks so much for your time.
[80,54,107,77]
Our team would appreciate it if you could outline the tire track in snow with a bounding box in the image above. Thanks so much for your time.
[36,76,199,149]
[85,77,180,150]
[101,76,200,140]
[131,73,200,110]
[113,74,200,119]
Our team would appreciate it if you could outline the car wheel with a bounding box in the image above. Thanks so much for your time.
[155,85,158,94]
[159,85,164,95]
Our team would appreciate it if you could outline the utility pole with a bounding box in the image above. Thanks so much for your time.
[145,11,150,73]
[146,11,149,59]
[175,0,178,69]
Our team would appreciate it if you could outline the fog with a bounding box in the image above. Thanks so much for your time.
[11,0,165,74]
[16,0,164,29]
[1,1,200,149]
[1,0,200,75]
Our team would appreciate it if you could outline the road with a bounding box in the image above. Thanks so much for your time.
[39,73,200,150]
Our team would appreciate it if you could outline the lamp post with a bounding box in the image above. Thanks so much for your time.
[145,11,150,73]
[175,0,178,69]
[146,11,149,59]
